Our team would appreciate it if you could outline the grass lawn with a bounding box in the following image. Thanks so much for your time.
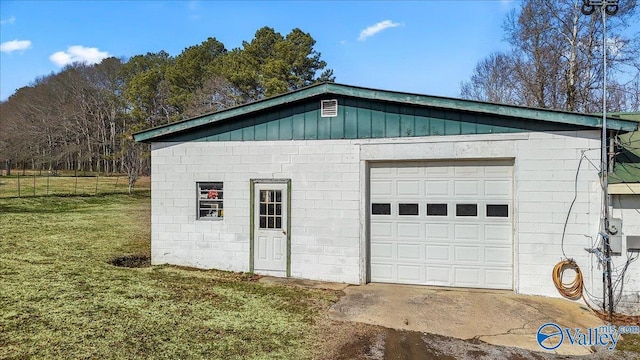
[618,334,640,353]
[0,193,338,359]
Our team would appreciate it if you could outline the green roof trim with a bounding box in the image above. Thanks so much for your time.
[133,83,638,142]
[612,112,640,122]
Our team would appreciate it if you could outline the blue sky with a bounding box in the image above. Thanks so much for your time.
[0,1,520,101]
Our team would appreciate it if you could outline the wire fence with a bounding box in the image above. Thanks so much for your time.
[0,172,150,198]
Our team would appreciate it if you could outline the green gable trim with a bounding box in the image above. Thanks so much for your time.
[134,84,331,142]
[158,96,596,142]
[133,83,638,143]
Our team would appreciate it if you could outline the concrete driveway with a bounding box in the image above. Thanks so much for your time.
[327,283,605,356]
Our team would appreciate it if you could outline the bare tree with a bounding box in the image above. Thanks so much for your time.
[461,0,639,112]
[460,52,520,104]
[182,76,243,118]
[120,135,148,194]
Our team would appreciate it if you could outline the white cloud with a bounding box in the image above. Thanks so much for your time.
[358,20,401,41]
[49,45,111,66]
[0,39,31,53]
[499,0,515,10]
[187,1,199,10]
[0,16,16,25]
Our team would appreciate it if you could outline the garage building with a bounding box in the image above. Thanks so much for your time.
[133,83,639,306]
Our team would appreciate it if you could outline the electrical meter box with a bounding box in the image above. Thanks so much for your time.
[608,218,622,235]
[608,218,623,256]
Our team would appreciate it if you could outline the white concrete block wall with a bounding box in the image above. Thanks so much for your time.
[514,131,604,301]
[151,140,362,283]
[611,194,640,315]
[150,129,637,310]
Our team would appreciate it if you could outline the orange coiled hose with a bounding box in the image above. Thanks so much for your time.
[552,260,583,300]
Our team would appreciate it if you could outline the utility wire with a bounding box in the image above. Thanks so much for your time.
[561,151,586,259]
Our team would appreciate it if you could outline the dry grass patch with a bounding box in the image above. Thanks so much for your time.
[0,194,338,359]
[618,333,640,353]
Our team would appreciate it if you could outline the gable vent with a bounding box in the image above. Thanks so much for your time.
[321,99,338,117]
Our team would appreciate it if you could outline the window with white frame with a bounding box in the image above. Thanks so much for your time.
[197,182,224,220]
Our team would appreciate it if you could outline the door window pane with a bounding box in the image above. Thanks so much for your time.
[487,204,509,217]
[427,204,447,216]
[371,203,391,215]
[259,190,282,229]
[456,204,477,217]
[398,203,419,216]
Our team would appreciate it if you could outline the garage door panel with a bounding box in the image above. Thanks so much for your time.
[397,222,421,238]
[425,167,451,177]
[371,167,393,175]
[485,268,512,288]
[454,224,481,241]
[454,166,482,176]
[425,245,450,262]
[426,223,449,239]
[371,243,394,259]
[397,244,422,260]
[371,180,393,197]
[371,222,393,237]
[454,180,480,197]
[370,162,513,290]
[484,180,511,197]
[454,246,482,263]
[485,166,512,176]
[484,224,511,243]
[397,265,423,282]
[485,247,512,264]
[425,181,449,196]
[397,180,421,196]
[371,263,394,281]
[426,266,451,284]
[396,167,421,175]
[453,267,481,286]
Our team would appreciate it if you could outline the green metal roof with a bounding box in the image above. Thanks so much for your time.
[133,82,638,142]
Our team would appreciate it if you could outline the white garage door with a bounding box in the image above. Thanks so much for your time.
[370,161,513,289]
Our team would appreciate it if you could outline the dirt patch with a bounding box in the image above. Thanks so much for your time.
[109,254,150,268]
[312,315,640,360]
[311,316,383,360]
[386,330,457,360]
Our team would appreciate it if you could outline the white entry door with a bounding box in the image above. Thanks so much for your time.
[253,183,288,275]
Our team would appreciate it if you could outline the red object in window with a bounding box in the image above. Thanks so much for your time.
[207,189,218,199]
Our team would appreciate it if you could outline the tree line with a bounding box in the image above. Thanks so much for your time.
[2,1,638,189]
[461,0,639,112]
[0,27,334,188]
